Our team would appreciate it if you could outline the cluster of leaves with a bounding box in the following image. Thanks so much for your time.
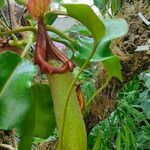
[0,0,128,149]
[88,74,150,150]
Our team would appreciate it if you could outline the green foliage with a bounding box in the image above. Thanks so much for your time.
[48,72,87,150]
[103,55,122,81]
[93,0,121,15]
[88,76,150,150]
[0,1,131,150]
[0,0,4,9]
[63,4,105,43]
[44,12,58,25]
[139,73,150,119]
[18,84,56,150]
[0,51,37,129]
[111,0,121,15]
[94,0,109,11]
[116,129,121,150]
[66,18,128,80]
[67,19,128,63]
[14,0,27,6]
[31,84,56,138]
[92,130,103,150]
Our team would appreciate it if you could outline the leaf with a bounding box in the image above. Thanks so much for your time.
[48,72,87,150]
[94,0,108,11]
[102,19,128,43]
[124,126,130,149]
[44,12,57,25]
[0,51,37,129]
[0,0,4,9]
[103,55,122,81]
[66,25,91,36]
[128,127,136,148]
[73,37,113,63]
[63,4,105,43]
[14,0,26,6]
[111,0,121,15]
[32,84,56,138]
[18,84,56,150]
[27,0,51,18]
[71,19,127,81]
[139,93,150,119]
[116,129,121,150]
[92,130,103,150]
[70,18,128,63]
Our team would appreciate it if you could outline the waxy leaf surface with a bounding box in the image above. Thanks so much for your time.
[0,51,37,129]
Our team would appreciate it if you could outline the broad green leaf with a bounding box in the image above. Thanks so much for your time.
[48,72,87,150]
[0,0,4,9]
[102,19,128,43]
[44,12,57,25]
[73,38,122,81]
[32,84,56,138]
[103,55,122,81]
[18,84,56,150]
[0,51,37,129]
[71,19,127,81]
[69,18,128,63]
[63,4,105,43]
[73,37,113,63]
[17,89,35,150]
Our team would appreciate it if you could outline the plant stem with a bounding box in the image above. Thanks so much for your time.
[6,0,12,29]
[21,32,34,58]
[0,26,37,36]
[0,26,73,43]
[58,41,99,149]
[0,11,9,27]
[46,25,73,43]
[85,77,111,111]
[0,19,18,42]
[51,37,75,51]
